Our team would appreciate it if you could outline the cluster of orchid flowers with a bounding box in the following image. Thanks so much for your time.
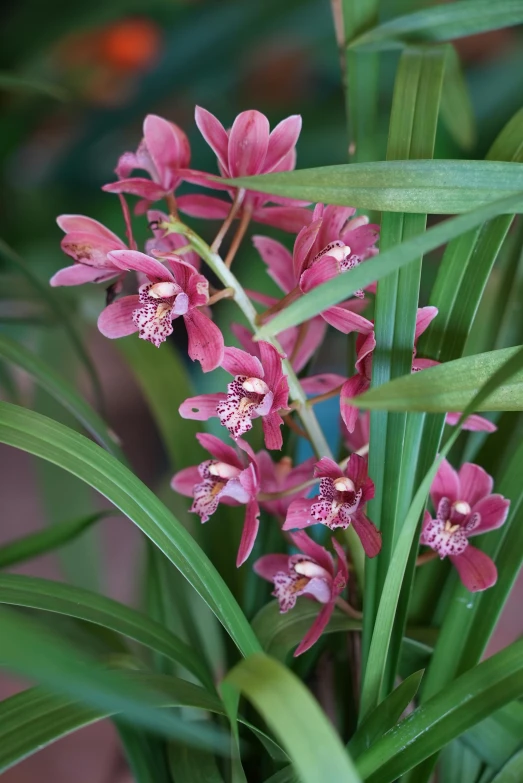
[51,108,510,655]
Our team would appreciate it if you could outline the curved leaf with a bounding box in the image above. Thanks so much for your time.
[0,401,261,658]
[0,573,212,690]
[226,653,361,783]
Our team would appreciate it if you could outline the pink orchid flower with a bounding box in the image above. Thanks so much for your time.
[256,452,316,519]
[177,106,311,233]
[50,215,127,287]
[254,204,379,338]
[103,115,190,213]
[283,454,381,558]
[145,210,200,269]
[172,433,260,566]
[179,343,290,450]
[254,531,348,656]
[421,458,510,591]
[231,319,324,376]
[97,250,224,371]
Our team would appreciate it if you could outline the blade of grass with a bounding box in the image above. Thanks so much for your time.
[440,44,476,150]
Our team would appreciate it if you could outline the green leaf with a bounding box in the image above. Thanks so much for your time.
[227,160,523,214]
[0,238,104,412]
[490,748,523,783]
[0,401,261,658]
[226,653,361,783]
[350,345,523,413]
[0,573,213,690]
[0,71,67,100]
[0,333,124,459]
[356,638,523,783]
[0,511,110,569]
[348,670,424,759]
[168,735,225,782]
[461,701,523,770]
[440,45,476,150]
[255,191,523,338]
[252,600,360,660]
[348,0,523,50]
[115,721,171,783]
[439,740,483,783]
[0,607,227,752]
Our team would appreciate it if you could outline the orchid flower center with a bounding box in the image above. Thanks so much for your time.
[452,500,471,516]
[312,241,364,297]
[242,377,270,395]
[133,281,188,348]
[294,560,329,579]
[148,282,180,299]
[216,374,273,440]
[208,461,242,480]
[310,476,363,530]
[334,477,356,493]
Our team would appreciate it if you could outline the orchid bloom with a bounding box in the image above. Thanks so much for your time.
[177,106,311,233]
[254,204,379,338]
[284,454,381,558]
[179,343,290,449]
[254,531,348,655]
[146,210,200,269]
[97,250,224,371]
[103,115,191,213]
[172,433,260,566]
[421,458,510,591]
[50,215,127,287]
[256,452,316,518]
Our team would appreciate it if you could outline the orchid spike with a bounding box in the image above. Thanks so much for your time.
[256,452,316,518]
[421,458,510,591]
[254,531,348,656]
[283,454,381,558]
[172,433,260,566]
[179,343,290,449]
[97,250,224,371]
[103,115,190,213]
[50,215,127,287]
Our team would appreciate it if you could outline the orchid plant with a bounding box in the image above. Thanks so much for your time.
[1,3,523,783]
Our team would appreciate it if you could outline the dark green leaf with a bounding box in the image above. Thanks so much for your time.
[168,735,224,782]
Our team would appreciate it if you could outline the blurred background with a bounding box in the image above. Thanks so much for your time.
[1,1,523,780]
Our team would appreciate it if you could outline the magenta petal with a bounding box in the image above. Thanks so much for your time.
[179,394,226,421]
[97,296,140,338]
[470,495,510,535]
[301,373,345,396]
[236,500,260,566]
[447,412,497,432]
[414,306,439,339]
[290,531,334,575]
[258,341,284,388]
[50,264,118,287]
[184,309,224,372]
[293,220,321,279]
[195,106,230,173]
[459,463,493,507]
[314,457,343,480]
[431,457,460,510]
[283,498,315,530]
[264,115,301,172]
[108,249,173,281]
[322,306,373,335]
[102,178,166,201]
[253,553,290,581]
[221,346,263,378]
[228,110,270,177]
[294,602,334,656]
[253,206,312,234]
[262,412,284,451]
[171,466,201,496]
[300,255,339,292]
[282,318,327,373]
[341,375,370,433]
[351,512,382,558]
[332,538,349,587]
[57,214,122,243]
[144,114,190,191]
[450,546,497,592]
[177,193,231,220]
[253,235,295,293]
[196,433,243,468]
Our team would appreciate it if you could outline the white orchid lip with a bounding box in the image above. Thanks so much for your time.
[334,477,356,493]
[242,377,270,395]
[148,281,180,299]
[294,560,328,579]
[453,500,471,515]
[208,461,241,479]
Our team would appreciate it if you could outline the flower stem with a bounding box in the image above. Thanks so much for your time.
[224,204,252,269]
[306,384,344,406]
[165,193,179,220]
[335,596,363,621]
[416,550,438,567]
[207,287,235,306]
[211,189,245,253]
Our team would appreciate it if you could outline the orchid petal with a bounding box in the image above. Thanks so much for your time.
[177,193,231,220]
[351,511,382,558]
[322,306,373,335]
[221,346,264,378]
[179,394,226,421]
[236,500,261,566]
[470,494,510,535]
[253,235,295,293]
[415,306,439,339]
[431,457,460,510]
[253,554,290,581]
[258,341,285,389]
[262,412,284,451]
[184,309,224,373]
[264,115,302,172]
[300,255,339,292]
[450,546,497,592]
[195,433,243,469]
[283,498,315,530]
[228,110,270,177]
[144,114,190,191]
[341,375,370,433]
[57,215,123,243]
[446,412,497,432]
[60,232,123,268]
[195,106,230,173]
[459,463,493,507]
[108,250,173,281]
[170,466,201,496]
[301,373,345,396]
[253,205,313,234]
[314,457,343,480]
[293,220,322,279]
[290,531,334,575]
[294,602,334,656]
[102,178,167,201]
[317,205,356,251]
[284,317,327,373]
[332,538,349,588]
[50,264,118,287]
[97,296,140,338]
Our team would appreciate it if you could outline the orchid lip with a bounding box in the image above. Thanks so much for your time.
[242,377,270,395]
[208,461,241,479]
